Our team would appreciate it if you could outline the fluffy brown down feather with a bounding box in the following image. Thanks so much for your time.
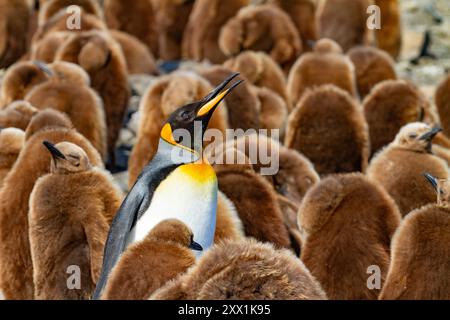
[182,0,249,64]
[0,113,102,300]
[348,45,397,99]
[151,239,327,300]
[285,85,369,176]
[379,204,450,300]
[219,4,301,72]
[299,173,401,300]
[29,160,122,299]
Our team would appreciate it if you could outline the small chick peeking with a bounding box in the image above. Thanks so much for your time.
[43,141,91,174]
[423,173,449,207]
[395,124,442,154]
[93,74,243,300]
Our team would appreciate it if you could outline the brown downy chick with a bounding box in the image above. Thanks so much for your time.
[254,86,288,137]
[373,0,402,59]
[213,155,292,249]
[317,0,373,52]
[0,112,102,300]
[30,31,70,63]
[435,73,450,138]
[367,122,449,217]
[0,61,52,108]
[285,85,369,176]
[364,80,437,157]
[299,173,401,300]
[267,0,317,51]
[223,50,290,109]
[182,0,249,64]
[32,6,106,45]
[0,0,32,68]
[38,0,103,26]
[55,30,130,166]
[0,101,38,130]
[287,38,357,107]
[102,219,199,300]
[104,0,158,56]
[110,30,158,75]
[151,0,195,60]
[25,108,73,140]
[348,45,397,99]
[128,71,227,187]
[198,66,260,131]
[0,128,25,187]
[380,173,450,300]
[29,140,122,300]
[219,4,302,72]
[25,71,107,159]
[150,239,327,300]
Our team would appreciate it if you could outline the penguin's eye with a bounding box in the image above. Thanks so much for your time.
[179,110,191,121]
[409,133,418,139]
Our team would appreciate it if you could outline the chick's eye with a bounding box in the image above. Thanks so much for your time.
[409,134,417,139]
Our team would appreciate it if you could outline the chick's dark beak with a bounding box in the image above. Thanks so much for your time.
[189,240,203,251]
[419,126,442,142]
[43,141,66,161]
[33,61,54,77]
[195,73,243,127]
[423,173,439,193]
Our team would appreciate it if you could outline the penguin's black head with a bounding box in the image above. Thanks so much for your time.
[160,73,243,153]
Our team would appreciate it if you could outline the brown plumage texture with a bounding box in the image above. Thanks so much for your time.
[214,192,245,243]
[25,74,107,158]
[223,50,290,109]
[214,159,292,249]
[0,61,51,108]
[104,0,158,56]
[182,0,249,64]
[268,0,317,50]
[435,73,450,138]
[25,108,73,140]
[367,122,449,217]
[150,239,327,300]
[0,128,25,187]
[29,142,122,300]
[55,30,130,163]
[102,219,197,300]
[128,71,227,187]
[0,100,38,130]
[374,0,402,59]
[208,133,319,205]
[0,113,102,300]
[287,38,357,107]
[317,0,373,52]
[285,85,369,175]
[348,45,397,99]
[363,80,436,157]
[151,0,195,60]
[110,30,158,75]
[30,31,69,63]
[299,173,401,300]
[38,0,103,26]
[219,4,302,72]
[32,6,106,45]
[380,204,450,300]
[199,66,260,131]
[253,86,288,136]
[0,0,31,68]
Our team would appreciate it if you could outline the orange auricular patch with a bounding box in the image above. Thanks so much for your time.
[178,162,217,183]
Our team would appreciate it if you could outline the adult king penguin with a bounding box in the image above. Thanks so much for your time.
[93,74,243,299]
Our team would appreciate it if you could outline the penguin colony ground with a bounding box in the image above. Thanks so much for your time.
[0,0,448,301]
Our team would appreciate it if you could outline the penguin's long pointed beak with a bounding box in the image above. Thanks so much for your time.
[419,126,442,142]
[33,61,54,77]
[423,173,439,193]
[195,73,243,120]
[189,240,203,251]
[43,141,66,160]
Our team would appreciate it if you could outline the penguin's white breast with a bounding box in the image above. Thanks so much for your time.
[129,163,218,251]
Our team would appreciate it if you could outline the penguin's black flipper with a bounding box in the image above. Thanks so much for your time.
[92,162,179,300]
